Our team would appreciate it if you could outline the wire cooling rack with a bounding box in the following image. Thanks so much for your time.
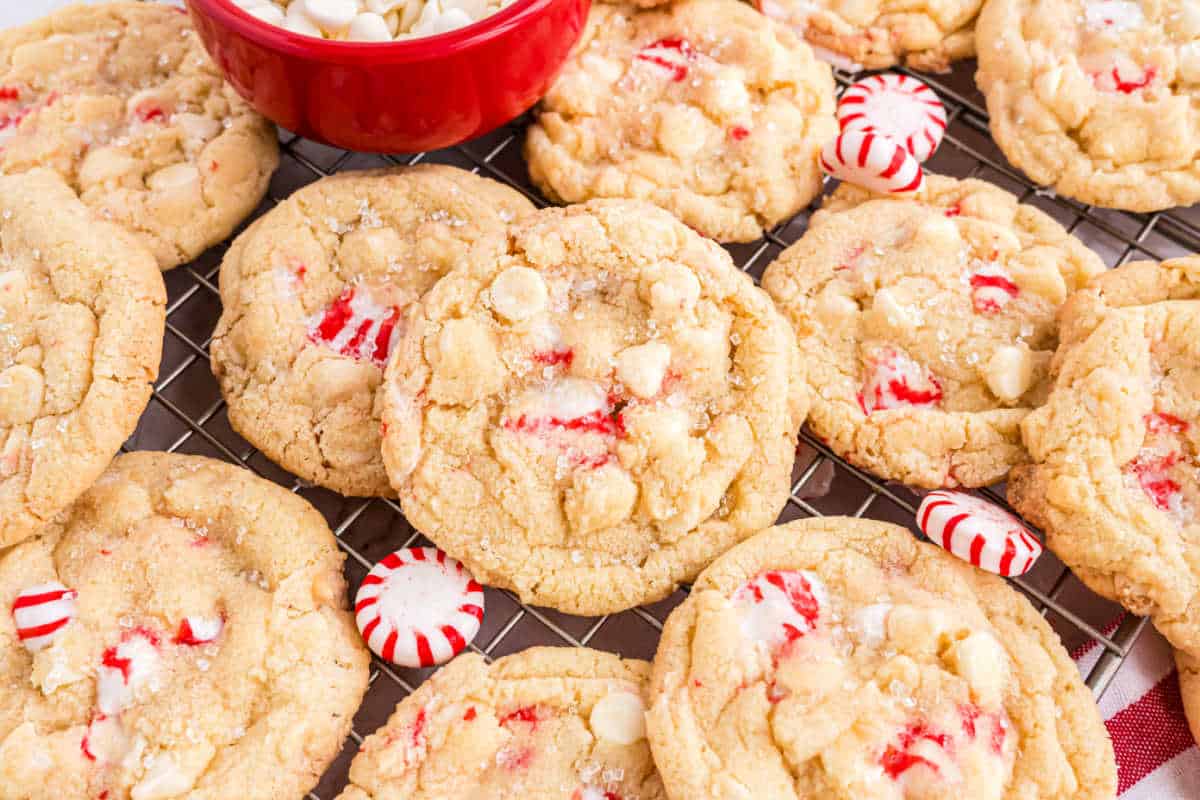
[122,55,1200,797]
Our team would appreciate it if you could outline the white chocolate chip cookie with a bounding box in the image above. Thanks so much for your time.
[337,648,664,800]
[0,168,165,549]
[0,452,370,800]
[977,0,1200,211]
[1009,256,1200,660]
[381,200,805,614]
[761,175,1105,488]
[525,0,837,243]
[757,0,981,72]
[647,516,1117,800]
[0,2,279,269]
[211,166,534,497]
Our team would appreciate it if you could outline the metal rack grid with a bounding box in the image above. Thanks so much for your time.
[124,55,1200,797]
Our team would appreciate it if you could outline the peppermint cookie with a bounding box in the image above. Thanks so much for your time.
[761,175,1105,488]
[337,648,664,800]
[0,169,165,550]
[977,0,1200,211]
[211,166,533,497]
[525,0,837,243]
[381,200,805,614]
[0,452,370,800]
[757,0,980,72]
[1180,650,1200,745]
[1009,256,1200,659]
[647,516,1117,800]
[0,2,279,269]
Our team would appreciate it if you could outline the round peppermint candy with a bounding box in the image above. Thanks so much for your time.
[820,128,924,195]
[917,491,1043,577]
[837,73,947,163]
[11,581,78,652]
[355,547,484,668]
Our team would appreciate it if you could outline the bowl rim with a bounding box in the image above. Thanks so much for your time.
[187,0,553,61]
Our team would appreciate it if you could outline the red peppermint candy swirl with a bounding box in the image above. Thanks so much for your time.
[837,73,947,163]
[820,128,924,196]
[11,581,78,652]
[355,547,485,668]
[917,491,1043,577]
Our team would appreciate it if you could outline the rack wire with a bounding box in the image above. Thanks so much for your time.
[124,55,1200,796]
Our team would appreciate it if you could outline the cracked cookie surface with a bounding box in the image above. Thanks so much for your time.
[761,176,1104,489]
[211,166,534,497]
[1009,256,1200,660]
[977,0,1200,211]
[337,648,664,800]
[381,200,805,614]
[0,168,164,550]
[0,2,279,269]
[646,516,1117,800]
[525,0,836,243]
[756,0,980,71]
[0,451,370,800]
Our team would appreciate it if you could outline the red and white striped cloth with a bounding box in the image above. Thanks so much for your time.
[1074,623,1199,796]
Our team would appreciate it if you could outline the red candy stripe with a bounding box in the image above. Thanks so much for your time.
[821,129,924,196]
[916,491,1042,576]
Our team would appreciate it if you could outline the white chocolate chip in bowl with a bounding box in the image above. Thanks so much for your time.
[349,11,393,41]
[490,266,548,323]
[301,0,360,32]
[589,690,647,745]
[615,342,671,400]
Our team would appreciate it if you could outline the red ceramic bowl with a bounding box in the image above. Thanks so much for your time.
[185,0,590,152]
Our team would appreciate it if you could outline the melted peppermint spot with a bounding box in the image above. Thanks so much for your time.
[174,615,223,646]
[969,268,1020,314]
[97,628,162,715]
[959,703,1007,756]
[501,379,627,469]
[533,348,575,368]
[733,570,824,652]
[1084,0,1145,32]
[1127,451,1184,513]
[574,788,623,800]
[729,125,751,141]
[857,348,943,414]
[500,705,543,729]
[880,721,950,780]
[1145,412,1189,435]
[307,286,403,366]
[634,38,696,82]
[1093,59,1157,94]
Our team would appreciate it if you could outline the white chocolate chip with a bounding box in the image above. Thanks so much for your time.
[131,754,194,800]
[490,266,548,323]
[649,264,701,313]
[656,105,708,159]
[911,213,961,250]
[984,345,1035,402]
[147,163,202,193]
[851,603,891,648]
[245,2,286,23]
[172,112,222,144]
[348,11,392,40]
[78,147,139,187]
[871,288,915,330]
[615,342,671,399]
[1180,42,1200,84]
[433,7,473,33]
[815,288,859,323]
[945,631,1010,707]
[564,463,637,535]
[302,0,359,31]
[589,691,646,745]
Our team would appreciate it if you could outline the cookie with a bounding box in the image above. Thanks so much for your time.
[336,648,665,800]
[0,451,370,800]
[977,0,1200,211]
[646,516,1117,800]
[1009,256,1200,660]
[525,0,837,243]
[0,168,165,550]
[757,0,980,72]
[0,2,279,269]
[380,199,805,614]
[211,166,534,497]
[1180,649,1200,746]
[761,175,1105,488]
